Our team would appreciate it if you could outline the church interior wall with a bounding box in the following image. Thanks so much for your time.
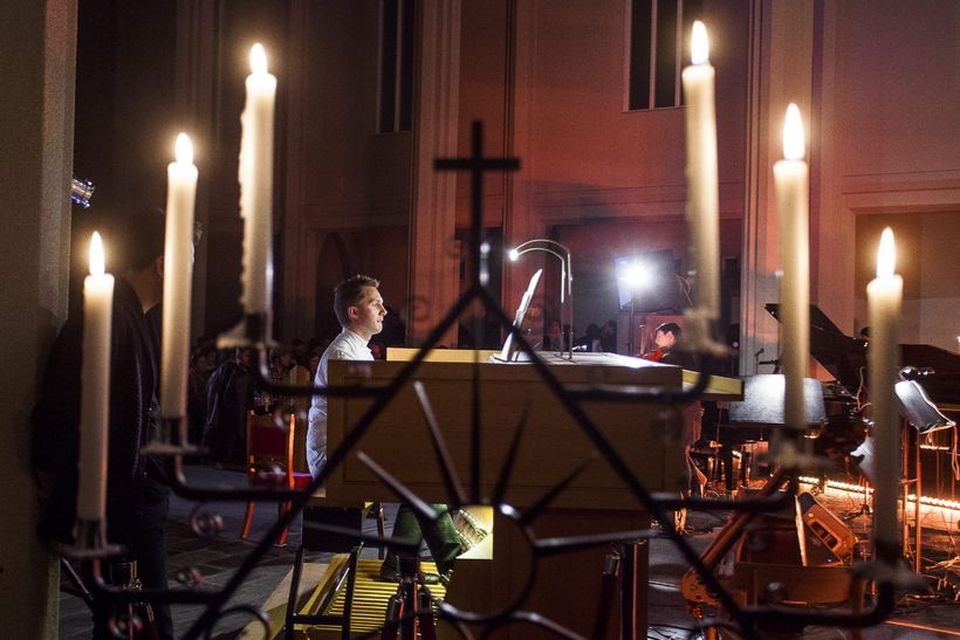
[854,211,960,353]
[812,0,960,347]
[454,0,511,230]
[283,0,413,340]
[484,0,751,341]
[829,2,959,180]
[201,0,759,345]
[514,0,747,203]
[295,1,411,213]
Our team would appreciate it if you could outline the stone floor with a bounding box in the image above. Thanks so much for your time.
[59,466,960,639]
[59,465,345,640]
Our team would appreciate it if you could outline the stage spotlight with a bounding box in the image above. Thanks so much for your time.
[618,260,654,291]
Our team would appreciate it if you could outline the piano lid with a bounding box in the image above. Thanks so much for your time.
[765,303,960,407]
[765,304,866,394]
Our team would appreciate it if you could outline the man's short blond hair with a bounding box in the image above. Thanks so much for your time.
[333,275,380,327]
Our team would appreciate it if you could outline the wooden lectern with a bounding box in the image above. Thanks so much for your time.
[324,349,741,638]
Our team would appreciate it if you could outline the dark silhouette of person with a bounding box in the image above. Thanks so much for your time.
[32,209,174,639]
[202,348,254,467]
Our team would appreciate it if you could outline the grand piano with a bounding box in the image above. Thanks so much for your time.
[323,348,741,639]
[766,304,960,504]
[766,303,960,409]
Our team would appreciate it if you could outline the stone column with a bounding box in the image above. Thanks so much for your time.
[503,0,540,320]
[175,0,220,346]
[739,0,814,374]
[408,0,462,345]
[0,0,77,637]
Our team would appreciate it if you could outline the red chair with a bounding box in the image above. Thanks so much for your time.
[240,411,313,546]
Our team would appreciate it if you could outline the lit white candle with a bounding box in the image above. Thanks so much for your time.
[681,20,720,319]
[78,232,114,521]
[239,43,276,316]
[773,104,809,433]
[867,228,903,546]
[161,133,198,419]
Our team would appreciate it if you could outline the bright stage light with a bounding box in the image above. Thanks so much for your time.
[619,261,654,290]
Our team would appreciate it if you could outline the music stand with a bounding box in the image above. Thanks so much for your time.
[723,374,826,490]
[728,374,826,427]
[896,380,954,435]
[895,379,956,573]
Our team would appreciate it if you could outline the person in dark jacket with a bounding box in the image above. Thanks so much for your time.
[32,209,173,639]
[202,348,254,466]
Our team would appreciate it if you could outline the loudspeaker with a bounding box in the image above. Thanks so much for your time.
[797,491,856,565]
[737,492,856,566]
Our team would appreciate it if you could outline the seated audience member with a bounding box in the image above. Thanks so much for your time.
[203,348,254,466]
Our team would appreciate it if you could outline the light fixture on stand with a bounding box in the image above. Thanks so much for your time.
[615,257,655,356]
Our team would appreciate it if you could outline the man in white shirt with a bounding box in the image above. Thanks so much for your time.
[308,274,463,584]
[307,274,385,477]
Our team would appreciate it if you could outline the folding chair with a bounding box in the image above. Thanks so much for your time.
[240,411,313,546]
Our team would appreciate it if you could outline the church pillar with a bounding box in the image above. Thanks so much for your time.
[175,0,220,345]
[408,0,462,345]
[739,0,814,374]
[503,0,542,318]
[0,0,77,636]
[808,0,854,333]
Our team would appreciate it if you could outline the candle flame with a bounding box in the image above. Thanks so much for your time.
[783,103,805,161]
[691,21,709,65]
[250,43,268,74]
[876,227,896,279]
[175,133,193,165]
[89,231,105,277]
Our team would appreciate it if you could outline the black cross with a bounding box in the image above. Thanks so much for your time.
[435,120,520,287]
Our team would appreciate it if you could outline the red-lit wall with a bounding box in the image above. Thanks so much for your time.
[453,0,751,338]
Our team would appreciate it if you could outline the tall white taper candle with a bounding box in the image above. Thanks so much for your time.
[160,133,198,419]
[78,232,114,521]
[681,21,720,320]
[773,104,810,432]
[867,228,903,546]
[239,43,276,316]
